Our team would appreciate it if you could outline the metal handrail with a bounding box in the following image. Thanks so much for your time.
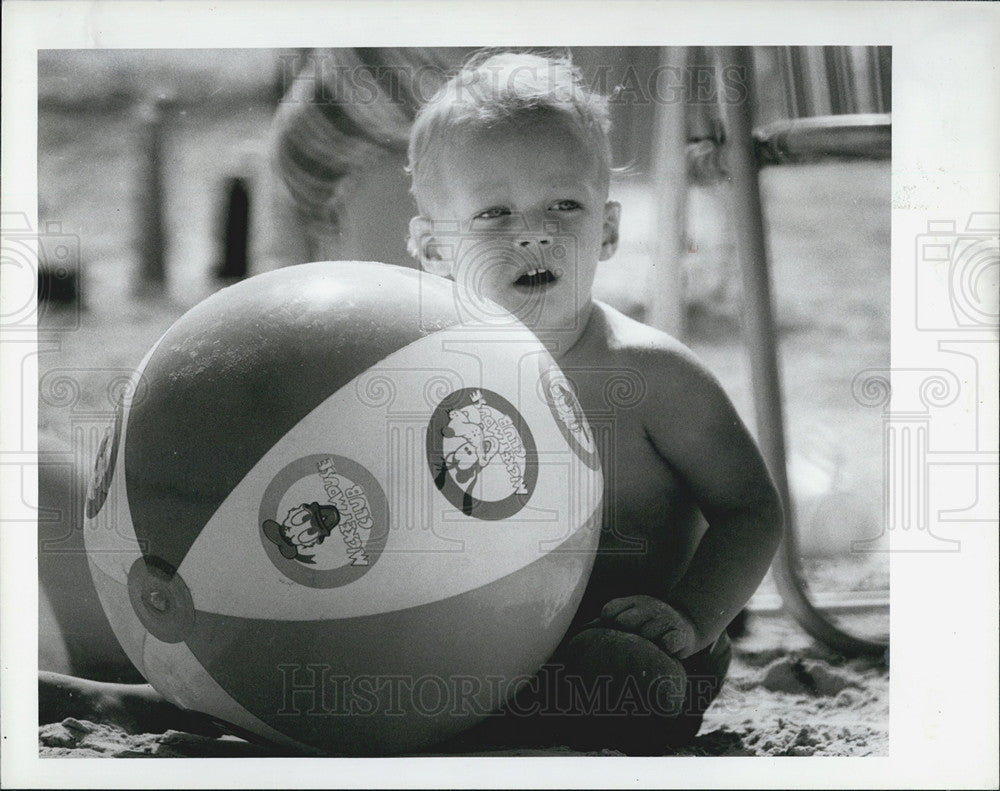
[686,113,892,182]
[754,113,891,165]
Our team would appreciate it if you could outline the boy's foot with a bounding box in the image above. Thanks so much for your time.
[556,627,688,715]
[550,627,690,753]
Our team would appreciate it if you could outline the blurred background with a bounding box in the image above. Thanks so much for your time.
[36,47,890,646]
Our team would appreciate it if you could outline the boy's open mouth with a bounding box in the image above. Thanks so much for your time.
[513,267,559,289]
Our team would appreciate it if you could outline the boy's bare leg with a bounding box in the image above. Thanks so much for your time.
[39,672,222,737]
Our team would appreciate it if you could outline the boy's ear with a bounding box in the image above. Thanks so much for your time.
[408,216,452,277]
[600,201,621,261]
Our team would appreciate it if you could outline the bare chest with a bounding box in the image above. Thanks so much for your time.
[558,364,703,596]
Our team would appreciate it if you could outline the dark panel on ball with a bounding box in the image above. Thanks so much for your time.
[124,262,460,571]
[183,511,599,755]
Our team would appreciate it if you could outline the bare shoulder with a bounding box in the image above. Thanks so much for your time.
[585,301,722,397]
[584,304,766,501]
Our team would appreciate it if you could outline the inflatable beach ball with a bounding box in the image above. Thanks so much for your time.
[83,261,603,755]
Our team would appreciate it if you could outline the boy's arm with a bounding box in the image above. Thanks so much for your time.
[604,344,784,658]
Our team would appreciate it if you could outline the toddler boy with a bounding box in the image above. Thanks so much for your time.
[406,51,783,752]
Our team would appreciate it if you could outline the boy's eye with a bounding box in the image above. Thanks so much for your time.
[550,199,582,211]
[474,206,510,220]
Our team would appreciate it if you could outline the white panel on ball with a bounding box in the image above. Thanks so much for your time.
[176,322,602,621]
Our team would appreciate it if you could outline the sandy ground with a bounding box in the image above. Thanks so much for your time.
[38,610,888,758]
[35,53,890,759]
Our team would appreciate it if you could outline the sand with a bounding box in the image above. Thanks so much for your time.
[38,610,888,758]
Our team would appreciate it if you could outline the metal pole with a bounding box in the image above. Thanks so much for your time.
[714,46,887,657]
[647,46,690,339]
[134,95,169,296]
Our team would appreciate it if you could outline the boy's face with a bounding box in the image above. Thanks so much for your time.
[411,122,620,340]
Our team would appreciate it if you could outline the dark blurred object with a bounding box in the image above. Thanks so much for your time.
[38,264,80,305]
[725,607,749,639]
[215,177,251,280]
[134,94,172,296]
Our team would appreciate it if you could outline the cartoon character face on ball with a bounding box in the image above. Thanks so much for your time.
[549,381,591,442]
[86,432,113,502]
[263,501,341,564]
[85,405,124,519]
[443,438,481,477]
[441,395,499,485]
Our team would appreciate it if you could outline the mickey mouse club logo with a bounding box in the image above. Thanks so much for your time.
[85,401,124,519]
[539,365,600,471]
[258,454,388,587]
[426,388,538,520]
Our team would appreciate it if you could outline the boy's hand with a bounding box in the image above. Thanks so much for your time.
[600,596,698,658]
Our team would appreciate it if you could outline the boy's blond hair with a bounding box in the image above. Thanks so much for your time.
[407,51,613,210]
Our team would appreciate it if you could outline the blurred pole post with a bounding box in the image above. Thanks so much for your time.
[214,177,251,280]
[646,46,689,339]
[715,46,886,657]
[134,94,170,296]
